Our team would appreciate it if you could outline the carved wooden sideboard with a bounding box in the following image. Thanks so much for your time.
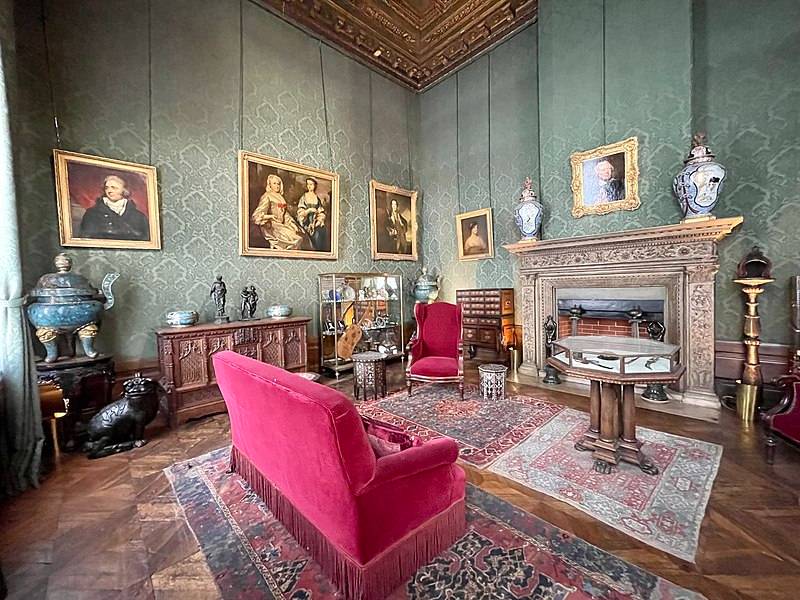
[156,316,310,427]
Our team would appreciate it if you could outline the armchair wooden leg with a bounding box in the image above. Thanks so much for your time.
[407,379,412,397]
[766,434,777,465]
[459,381,464,401]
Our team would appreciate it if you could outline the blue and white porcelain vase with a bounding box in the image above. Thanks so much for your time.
[673,133,727,220]
[513,176,543,240]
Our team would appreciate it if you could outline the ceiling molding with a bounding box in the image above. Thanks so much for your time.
[252,0,538,91]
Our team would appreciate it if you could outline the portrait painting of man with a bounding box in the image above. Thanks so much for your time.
[369,180,417,261]
[570,136,640,218]
[54,150,161,249]
[239,151,339,259]
[456,208,494,261]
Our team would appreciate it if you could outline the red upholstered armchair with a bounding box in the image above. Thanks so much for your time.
[213,351,466,599]
[406,301,464,400]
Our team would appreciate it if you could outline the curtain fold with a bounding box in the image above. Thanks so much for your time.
[0,38,43,498]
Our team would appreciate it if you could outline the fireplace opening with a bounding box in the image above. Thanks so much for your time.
[555,287,665,339]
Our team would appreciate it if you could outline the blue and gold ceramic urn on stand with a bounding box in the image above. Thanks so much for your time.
[673,133,727,221]
[26,253,119,363]
[513,176,543,240]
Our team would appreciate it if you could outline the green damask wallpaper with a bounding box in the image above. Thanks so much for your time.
[693,0,800,345]
[417,27,539,300]
[419,0,798,345]
[13,0,420,361]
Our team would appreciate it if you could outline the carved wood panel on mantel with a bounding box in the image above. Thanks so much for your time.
[505,217,743,417]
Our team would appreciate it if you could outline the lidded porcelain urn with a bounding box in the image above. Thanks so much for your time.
[673,132,727,220]
[513,176,543,240]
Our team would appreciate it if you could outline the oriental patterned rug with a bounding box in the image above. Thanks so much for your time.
[488,408,722,563]
[357,384,565,467]
[166,447,704,599]
[357,386,721,563]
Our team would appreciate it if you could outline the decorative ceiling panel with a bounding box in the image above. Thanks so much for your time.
[253,0,538,91]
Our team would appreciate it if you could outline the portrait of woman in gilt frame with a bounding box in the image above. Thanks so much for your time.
[238,151,339,259]
[53,150,161,250]
[369,179,418,261]
[570,136,640,218]
[456,208,494,261]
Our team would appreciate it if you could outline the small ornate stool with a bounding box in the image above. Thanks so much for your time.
[478,363,508,401]
[352,352,387,402]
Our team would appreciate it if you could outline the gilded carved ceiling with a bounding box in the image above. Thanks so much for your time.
[253,0,538,91]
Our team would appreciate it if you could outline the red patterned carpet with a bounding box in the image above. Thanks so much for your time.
[358,384,565,467]
[166,447,704,599]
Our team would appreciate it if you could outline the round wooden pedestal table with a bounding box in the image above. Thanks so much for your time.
[352,351,387,402]
[478,363,508,401]
[548,335,685,476]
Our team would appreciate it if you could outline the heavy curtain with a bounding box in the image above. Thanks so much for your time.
[0,36,42,498]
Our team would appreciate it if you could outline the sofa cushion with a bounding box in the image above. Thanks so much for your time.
[363,416,422,457]
[409,356,459,377]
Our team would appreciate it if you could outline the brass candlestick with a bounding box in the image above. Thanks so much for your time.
[733,247,774,422]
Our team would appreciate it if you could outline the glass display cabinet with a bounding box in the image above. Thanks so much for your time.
[550,335,680,376]
[318,273,404,376]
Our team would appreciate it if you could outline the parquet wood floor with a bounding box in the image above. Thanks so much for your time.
[2,362,800,600]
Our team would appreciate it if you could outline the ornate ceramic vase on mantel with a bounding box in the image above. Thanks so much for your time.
[673,132,727,221]
[513,176,543,241]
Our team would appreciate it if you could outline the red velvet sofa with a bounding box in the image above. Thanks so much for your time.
[212,351,466,599]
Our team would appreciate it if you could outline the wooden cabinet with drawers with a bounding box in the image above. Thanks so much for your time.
[156,316,310,427]
[455,288,515,358]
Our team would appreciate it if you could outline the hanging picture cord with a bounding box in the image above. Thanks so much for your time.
[368,72,374,181]
[147,0,153,163]
[405,91,413,190]
[455,73,461,214]
[40,0,61,148]
[318,43,334,172]
[601,0,607,144]
[238,0,244,151]
[487,53,493,212]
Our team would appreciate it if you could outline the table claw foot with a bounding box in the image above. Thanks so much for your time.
[593,459,614,474]
[640,456,659,476]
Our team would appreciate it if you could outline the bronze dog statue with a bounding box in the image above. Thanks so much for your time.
[84,373,162,459]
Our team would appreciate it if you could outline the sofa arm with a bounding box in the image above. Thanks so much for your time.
[357,437,459,493]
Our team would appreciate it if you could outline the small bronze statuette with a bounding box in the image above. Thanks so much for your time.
[249,285,258,318]
[210,275,229,323]
[240,285,260,320]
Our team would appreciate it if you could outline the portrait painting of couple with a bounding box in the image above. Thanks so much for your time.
[239,151,339,259]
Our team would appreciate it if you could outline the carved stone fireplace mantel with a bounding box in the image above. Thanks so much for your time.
[504,217,743,415]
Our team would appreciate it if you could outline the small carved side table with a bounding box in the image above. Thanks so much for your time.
[352,352,387,402]
[36,353,115,449]
[478,363,508,401]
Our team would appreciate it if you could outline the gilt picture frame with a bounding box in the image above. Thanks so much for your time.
[456,208,494,261]
[570,136,640,218]
[369,179,418,261]
[239,151,339,259]
[53,149,161,250]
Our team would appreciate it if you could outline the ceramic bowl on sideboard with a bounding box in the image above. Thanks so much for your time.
[166,310,199,327]
[266,304,292,319]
